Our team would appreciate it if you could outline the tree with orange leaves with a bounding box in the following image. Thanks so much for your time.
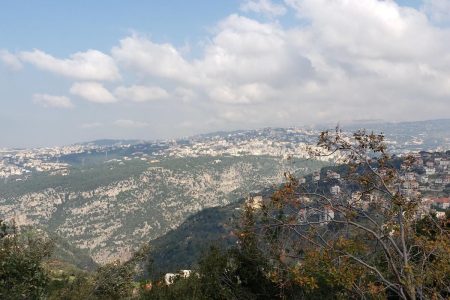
[247,128,450,299]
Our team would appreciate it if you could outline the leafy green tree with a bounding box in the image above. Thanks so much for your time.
[89,245,149,299]
[48,244,149,300]
[48,273,94,300]
[0,220,53,300]
[142,209,280,300]
[91,260,136,299]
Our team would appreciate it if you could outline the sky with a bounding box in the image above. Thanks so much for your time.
[1,0,450,148]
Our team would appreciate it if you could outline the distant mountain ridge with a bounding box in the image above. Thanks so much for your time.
[76,139,145,147]
[67,118,449,151]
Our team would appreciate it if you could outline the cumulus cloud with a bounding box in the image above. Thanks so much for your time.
[0,49,23,71]
[114,85,169,102]
[103,1,450,128]
[70,82,117,103]
[208,83,277,104]
[200,14,312,84]
[7,0,450,135]
[422,0,450,24]
[240,0,287,17]
[81,122,103,129]
[112,35,193,83]
[110,15,313,105]
[282,0,450,106]
[113,119,149,128]
[32,94,74,109]
[20,49,120,81]
[109,0,450,125]
[174,87,197,103]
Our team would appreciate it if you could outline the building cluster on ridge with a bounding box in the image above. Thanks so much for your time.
[1,126,449,180]
[247,150,450,224]
[323,151,449,220]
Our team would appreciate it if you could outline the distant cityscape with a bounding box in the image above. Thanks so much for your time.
[1,120,449,180]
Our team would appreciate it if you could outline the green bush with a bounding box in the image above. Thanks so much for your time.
[0,220,53,300]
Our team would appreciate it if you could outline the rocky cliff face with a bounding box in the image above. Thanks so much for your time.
[1,155,326,264]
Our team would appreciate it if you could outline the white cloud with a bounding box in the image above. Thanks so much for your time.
[200,14,310,84]
[208,83,277,104]
[240,0,287,17]
[81,122,103,129]
[0,49,23,71]
[102,3,450,126]
[20,49,120,81]
[114,85,169,102]
[70,82,117,103]
[112,35,193,83]
[6,0,450,136]
[422,0,450,24]
[113,119,149,128]
[110,15,313,105]
[194,14,313,104]
[174,87,197,103]
[32,94,74,109]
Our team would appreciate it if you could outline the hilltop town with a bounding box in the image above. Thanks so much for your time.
[2,120,449,180]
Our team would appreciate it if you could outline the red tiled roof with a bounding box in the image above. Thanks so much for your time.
[432,198,450,204]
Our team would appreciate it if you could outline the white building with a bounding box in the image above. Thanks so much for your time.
[320,206,335,224]
[330,185,341,195]
[425,167,435,175]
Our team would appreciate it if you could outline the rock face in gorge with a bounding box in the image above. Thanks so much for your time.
[1,155,326,264]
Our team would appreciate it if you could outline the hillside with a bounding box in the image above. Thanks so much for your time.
[49,232,98,271]
[146,149,450,279]
[1,120,448,265]
[1,154,326,264]
[147,199,244,279]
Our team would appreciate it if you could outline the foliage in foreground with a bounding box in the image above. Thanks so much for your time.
[0,220,53,300]
[48,246,149,300]
[0,219,149,300]
[141,226,280,299]
[246,129,450,299]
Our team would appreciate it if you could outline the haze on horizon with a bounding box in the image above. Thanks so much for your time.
[1,0,450,148]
